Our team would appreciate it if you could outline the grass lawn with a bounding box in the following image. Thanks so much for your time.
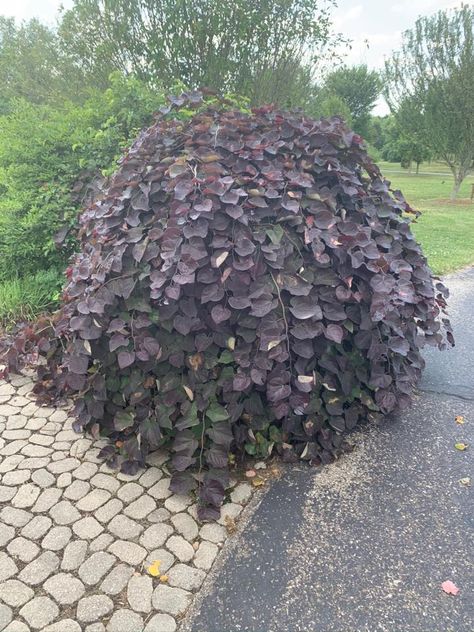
[377,161,474,275]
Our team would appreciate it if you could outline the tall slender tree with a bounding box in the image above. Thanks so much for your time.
[385,4,474,199]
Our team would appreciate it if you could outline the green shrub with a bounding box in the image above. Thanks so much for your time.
[0,73,168,281]
[0,268,63,328]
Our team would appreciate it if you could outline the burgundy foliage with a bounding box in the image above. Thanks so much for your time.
[1,93,453,519]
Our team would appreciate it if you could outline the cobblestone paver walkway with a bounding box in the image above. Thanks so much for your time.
[0,373,253,631]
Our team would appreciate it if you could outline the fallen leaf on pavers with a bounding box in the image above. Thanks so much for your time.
[455,415,465,424]
[148,561,161,577]
[224,515,237,535]
[159,575,169,582]
[459,477,471,486]
[245,469,256,478]
[441,580,460,595]
[252,477,265,487]
[255,461,267,470]
[455,442,469,451]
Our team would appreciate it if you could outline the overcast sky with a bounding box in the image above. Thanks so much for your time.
[0,0,470,114]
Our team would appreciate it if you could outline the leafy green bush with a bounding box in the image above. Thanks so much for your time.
[4,93,452,519]
[0,268,63,328]
[0,73,168,281]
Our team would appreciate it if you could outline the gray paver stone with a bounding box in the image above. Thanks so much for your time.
[0,486,16,502]
[171,513,199,541]
[73,516,104,539]
[193,540,219,570]
[100,564,134,596]
[90,473,120,493]
[19,596,59,630]
[106,609,143,632]
[0,579,34,607]
[78,551,116,585]
[7,536,40,562]
[148,507,171,523]
[4,621,29,632]
[90,533,114,552]
[127,575,153,613]
[56,472,72,487]
[164,494,192,513]
[145,548,175,573]
[95,498,123,523]
[61,540,88,571]
[64,479,90,500]
[2,470,30,485]
[49,500,81,524]
[144,613,177,632]
[117,482,143,503]
[42,621,82,632]
[166,535,195,562]
[0,523,15,547]
[148,478,172,500]
[139,523,173,550]
[0,507,32,527]
[199,523,226,544]
[76,488,111,511]
[21,515,52,540]
[18,550,60,585]
[44,572,85,604]
[31,468,55,487]
[72,462,98,480]
[0,605,12,631]
[108,540,147,565]
[152,584,192,616]
[47,457,81,473]
[139,467,163,488]
[167,563,205,591]
[230,482,252,504]
[77,595,114,623]
[123,494,156,519]
[31,487,63,513]
[108,514,143,540]
[0,553,18,582]
[42,526,72,551]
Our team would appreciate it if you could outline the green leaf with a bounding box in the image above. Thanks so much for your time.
[206,402,230,423]
[114,410,135,431]
[218,350,234,364]
[265,225,284,244]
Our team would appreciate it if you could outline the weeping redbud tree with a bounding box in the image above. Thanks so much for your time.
[2,92,452,519]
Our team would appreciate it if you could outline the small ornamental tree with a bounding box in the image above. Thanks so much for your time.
[1,92,452,519]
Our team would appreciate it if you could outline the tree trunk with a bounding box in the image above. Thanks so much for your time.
[416,162,420,174]
[450,177,462,200]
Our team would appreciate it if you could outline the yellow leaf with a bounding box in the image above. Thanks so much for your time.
[148,560,161,577]
[227,337,236,350]
[214,251,228,268]
[297,375,313,384]
[267,340,280,350]
[159,575,169,582]
[455,442,468,451]
[455,415,465,424]
[252,477,265,487]
[183,385,194,401]
[459,477,471,486]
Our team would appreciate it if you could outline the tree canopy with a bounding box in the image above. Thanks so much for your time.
[385,4,474,198]
[58,0,343,107]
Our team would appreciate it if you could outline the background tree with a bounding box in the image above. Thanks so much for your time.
[385,4,474,199]
[0,17,98,113]
[315,64,381,136]
[58,0,343,106]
